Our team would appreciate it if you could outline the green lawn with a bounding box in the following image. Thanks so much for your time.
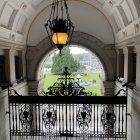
[43,73,101,96]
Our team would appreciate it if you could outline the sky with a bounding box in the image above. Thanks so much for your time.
[52,45,89,55]
[70,46,89,54]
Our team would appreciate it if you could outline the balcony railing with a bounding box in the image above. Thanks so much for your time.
[8,96,127,140]
[8,68,128,140]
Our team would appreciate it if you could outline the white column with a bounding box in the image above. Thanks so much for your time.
[123,47,133,82]
[135,46,140,89]
[5,50,16,83]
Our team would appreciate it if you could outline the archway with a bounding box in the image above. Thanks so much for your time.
[37,45,106,95]
[27,32,116,95]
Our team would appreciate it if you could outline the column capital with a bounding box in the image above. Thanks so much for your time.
[116,48,123,54]
[21,50,26,56]
[135,45,140,53]
[123,47,134,54]
[5,49,17,56]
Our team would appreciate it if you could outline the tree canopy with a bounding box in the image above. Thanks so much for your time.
[51,47,78,74]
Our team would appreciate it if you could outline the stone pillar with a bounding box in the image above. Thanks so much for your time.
[28,79,45,96]
[103,81,115,96]
[38,78,45,94]
[135,46,140,89]
[5,50,16,83]
[28,81,39,96]
[123,47,134,82]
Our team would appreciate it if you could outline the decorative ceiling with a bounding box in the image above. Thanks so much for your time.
[0,0,139,46]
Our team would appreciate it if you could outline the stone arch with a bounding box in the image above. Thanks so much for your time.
[27,31,116,95]
[27,31,116,82]
[36,45,106,81]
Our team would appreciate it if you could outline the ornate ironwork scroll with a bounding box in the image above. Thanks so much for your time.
[9,89,21,96]
[43,67,92,96]
[42,67,92,133]
[115,89,126,96]
[19,104,33,132]
[101,105,116,135]
[42,104,57,130]
[76,105,91,131]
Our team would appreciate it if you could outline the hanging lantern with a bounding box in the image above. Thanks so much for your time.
[45,0,74,55]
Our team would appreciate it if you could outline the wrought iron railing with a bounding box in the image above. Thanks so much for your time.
[8,96,127,140]
[8,68,128,140]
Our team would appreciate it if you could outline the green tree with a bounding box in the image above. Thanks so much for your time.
[73,54,86,72]
[73,54,83,62]
[44,64,52,68]
[51,47,77,74]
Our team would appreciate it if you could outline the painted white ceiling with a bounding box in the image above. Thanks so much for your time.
[0,0,139,45]
[27,1,114,45]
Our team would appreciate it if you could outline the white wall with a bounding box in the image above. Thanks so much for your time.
[116,35,140,140]
[131,89,140,140]
[115,81,140,140]
[0,39,27,140]
[0,82,28,140]
[115,82,132,140]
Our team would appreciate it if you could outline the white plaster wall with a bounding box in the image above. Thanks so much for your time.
[27,0,114,46]
[0,91,9,140]
[115,81,140,140]
[0,82,28,140]
[115,81,132,140]
[131,88,140,140]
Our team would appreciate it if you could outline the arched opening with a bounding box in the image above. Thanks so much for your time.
[37,44,106,96]
[27,32,116,96]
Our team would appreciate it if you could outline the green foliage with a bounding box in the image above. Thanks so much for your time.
[73,54,84,62]
[81,73,101,96]
[80,63,86,70]
[51,47,78,74]
[73,54,86,71]
[44,73,101,96]
[44,64,52,68]
[43,74,60,92]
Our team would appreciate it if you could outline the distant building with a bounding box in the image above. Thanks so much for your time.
[80,53,103,72]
